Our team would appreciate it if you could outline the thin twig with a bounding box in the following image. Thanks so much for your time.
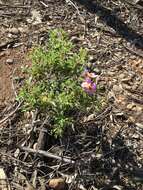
[39,1,49,7]
[0,101,23,126]
[66,0,85,23]
[11,68,18,98]
[0,152,32,167]
[19,146,75,164]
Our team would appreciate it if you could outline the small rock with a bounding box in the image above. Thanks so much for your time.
[119,73,125,79]
[9,28,20,35]
[113,85,122,93]
[7,33,13,38]
[48,178,65,190]
[18,27,28,33]
[6,58,14,64]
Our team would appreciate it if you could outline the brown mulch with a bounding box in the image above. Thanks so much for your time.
[0,0,143,189]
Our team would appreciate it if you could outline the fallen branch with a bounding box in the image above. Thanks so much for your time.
[19,146,75,164]
[124,45,143,59]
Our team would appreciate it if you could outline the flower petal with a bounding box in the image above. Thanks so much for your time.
[81,80,96,94]
[82,70,97,79]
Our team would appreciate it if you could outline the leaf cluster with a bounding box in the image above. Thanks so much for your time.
[18,29,97,137]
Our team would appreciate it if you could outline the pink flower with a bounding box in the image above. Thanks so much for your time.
[81,78,96,95]
[82,69,97,79]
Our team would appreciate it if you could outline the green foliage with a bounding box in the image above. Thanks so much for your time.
[18,29,98,137]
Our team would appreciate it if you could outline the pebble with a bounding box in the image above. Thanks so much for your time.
[119,73,125,79]
[7,33,18,39]
[9,27,20,35]
[6,58,14,64]
[48,178,65,190]
[113,85,122,93]
[18,27,28,33]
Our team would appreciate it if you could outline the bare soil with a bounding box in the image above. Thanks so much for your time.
[0,48,26,105]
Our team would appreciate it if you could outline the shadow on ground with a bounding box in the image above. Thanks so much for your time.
[62,122,142,189]
[75,0,143,49]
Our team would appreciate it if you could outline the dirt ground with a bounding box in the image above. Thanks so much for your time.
[0,48,25,104]
[0,0,143,189]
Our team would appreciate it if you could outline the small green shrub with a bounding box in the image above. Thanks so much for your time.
[18,29,98,137]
